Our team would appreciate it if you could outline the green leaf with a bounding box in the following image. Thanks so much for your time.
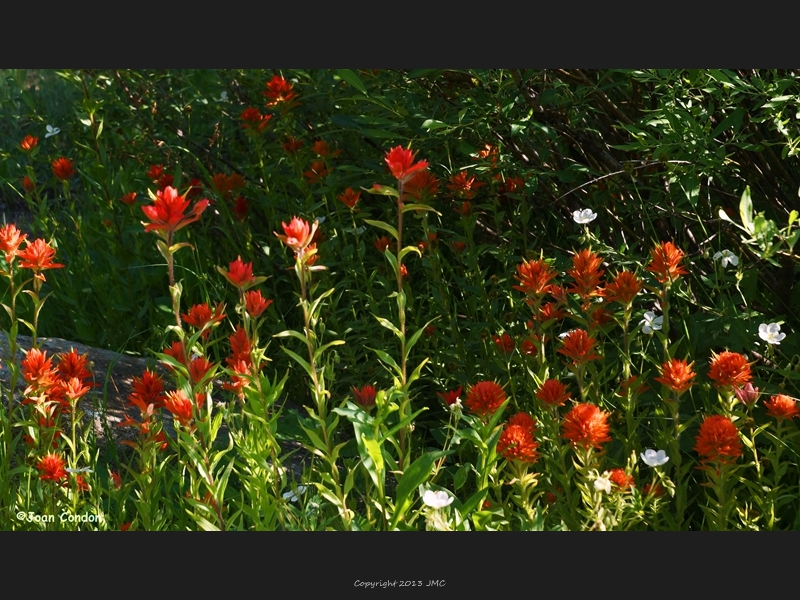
[401,203,441,216]
[374,315,403,340]
[390,452,437,529]
[336,69,368,95]
[368,347,403,379]
[365,184,399,197]
[421,119,447,130]
[740,186,755,235]
[273,329,309,345]
[281,347,315,379]
[363,219,399,240]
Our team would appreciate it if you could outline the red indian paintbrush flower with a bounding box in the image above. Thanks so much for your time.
[51,157,75,180]
[263,74,298,106]
[567,248,605,300]
[437,386,463,408]
[493,333,515,354]
[385,145,428,185]
[274,216,316,254]
[405,171,439,202]
[0,223,28,264]
[57,348,92,381]
[558,329,601,363]
[707,350,752,389]
[128,369,166,411]
[22,176,35,192]
[694,414,742,464]
[603,270,643,305]
[763,394,799,421]
[352,385,377,410]
[304,160,329,184]
[21,347,58,391]
[608,468,635,490]
[20,135,38,152]
[223,256,256,288]
[513,258,557,298]
[338,188,361,209]
[562,403,612,449]
[120,192,137,206]
[446,171,484,199]
[182,303,226,339]
[244,289,272,318]
[37,453,68,482]
[164,390,194,427]
[240,107,272,131]
[646,241,688,284]
[654,358,697,394]
[465,380,507,417]
[536,378,571,407]
[497,413,539,463]
[141,186,208,235]
[17,238,64,282]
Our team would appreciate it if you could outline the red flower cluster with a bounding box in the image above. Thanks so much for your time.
[465,381,507,417]
[0,223,28,264]
[164,390,195,427]
[51,157,75,181]
[497,413,539,463]
[446,171,484,199]
[558,329,601,364]
[240,107,272,131]
[405,171,439,203]
[37,453,68,482]
[513,259,558,298]
[353,385,377,410]
[338,188,361,210]
[141,186,209,236]
[304,160,330,184]
[562,403,612,449]
[385,146,428,185]
[763,394,799,421]
[608,468,635,490]
[437,386,463,408]
[654,358,697,394]
[245,289,272,318]
[707,351,752,389]
[20,135,38,152]
[493,333,515,354]
[603,270,642,305]
[263,74,298,107]
[647,241,688,284]
[536,379,571,407]
[182,303,226,340]
[694,414,742,465]
[567,248,604,301]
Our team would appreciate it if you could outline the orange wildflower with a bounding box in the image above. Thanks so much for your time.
[22,176,35,192]
[283,137,303,154]
[352,385,377,410]
[451,241,466,254]
[763,394,799,421]
[654,358,697,394]
[646,241,688,284]
[513,258,558,298]
[240,107,272,131]
[567,248,604,300]
[181,303,226,339]
[338,187,361,209]
[17,238,64,277]
[274,216,315,254]
[437,386,463,408]
[603,270,643,305]
[536,379,571,407]
[385,145,428,185]
[465,381,507,417]
[375,236,391,253]
[245,289,272,318]
[128,369,166,411]
[304,160,329,184]
[120,192,137,206]
[222,256,257,289]
[51,157,75,180]
[493,333,515,354]
[707,351,752,389]
[562,403,612,449]
[37,453,67,482]
[497,413,539,463]
[558,329,601,363]
[141,185,208,235]
[405,170,439,202]
[263,74,298,106]
[20,135,38,152]
[164,390,194,427]
[446,171,485,199]
[694,414,742,464]
[0,223,28,264]
[608,468,635,490]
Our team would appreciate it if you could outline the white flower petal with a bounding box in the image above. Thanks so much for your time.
[423,489,454,509]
